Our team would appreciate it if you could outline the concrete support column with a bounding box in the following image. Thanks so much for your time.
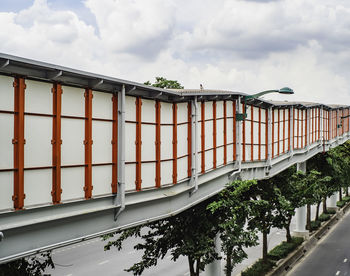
[293,161,309,238]
[328,193,338,211]
[204,233,222,276]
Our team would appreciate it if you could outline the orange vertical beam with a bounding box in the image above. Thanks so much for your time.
[201,102,205,173]
[135,97,142,191]
[283,109,285,153]
[250,105,254,161]
[187,102,192,178]
[84,89,93,199]
[272,109,275,158]
[242,103,246,162]
[318,108,321,140]
[301,111,304,148]
[155,100,161,187]
[277,109,280,156]
[111,93,118,193]
[305,110,307,146]
[328,111,331,140]
[223,101,227,165]
[258,107,261,161]
[52,83,62,203]
[296,109,299,148]
[12,77,26,210]
[172,103,178,184]
[288,109,291,151]
[265,109,268,160]
[213,101,217,168]
[233,101,236,161]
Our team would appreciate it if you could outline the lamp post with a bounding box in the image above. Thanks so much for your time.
[236,87,294,121]
[337,113,350,128]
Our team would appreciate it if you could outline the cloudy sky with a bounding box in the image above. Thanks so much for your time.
[0,0,349,104]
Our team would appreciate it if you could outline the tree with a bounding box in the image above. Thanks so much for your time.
[208,180,259,276]
[104,200,220,276]
[144,77,184,89]
[271,166,305,242]
[0,252,54,276]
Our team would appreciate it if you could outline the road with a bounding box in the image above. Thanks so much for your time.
[288,211,350,276]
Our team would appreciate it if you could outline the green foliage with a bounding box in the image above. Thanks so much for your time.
[241,259,275,276]
[144,77,184,89]
[343,196,350,202]
[0,252,54,276]
[337,200,346,208]
[326,209,336,214]
[208,180,259,274]
[267,237,304,261]
[104,200,220,276]
[318,213,331,221]
[310,220,321,231]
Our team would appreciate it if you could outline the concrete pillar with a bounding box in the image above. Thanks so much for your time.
[328,193,338,211]
[293,162,309,238]
[204,233,222,276]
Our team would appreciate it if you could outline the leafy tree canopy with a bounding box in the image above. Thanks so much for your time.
[144,77,184,89]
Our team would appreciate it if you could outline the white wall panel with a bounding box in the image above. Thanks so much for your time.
[92,165,112,196]
[24,170,51,207]
[61,118,84,165]
[227,144,234,163]
[227,118,233,143]
[226,101,233,117]
[25,116,51,167]
[261,146,266,160]
[273,142,278,156]
[141,99,155,123]
[161,102,173,124]
[253,145,260,160]
[217,147,224,167]
[253,106,259,119]
[245,120,251,144]
[260,123,266,145]
[125,123,136,162]
[0,172,13,210]
[177,102,188,124]
[205,102,213,120]
[61,167,85,201]
[177,157,188,181]
[177,124,188,157]
[141,163,156,188]
[161,126,172,159]
[0,75,13,111]
[92,91,113,119]
[125,96,136,121]
[161,160,172,185]
[253,122,259,144]
[0,114,13,169]
[125,164,136,191]
[92,121,112,163]
[216,101,224,118]
[205,121,213,149]
[61,86,85,117]
[205,149,213,171]
[261,109,266,122]
[217,119,224,146]
[245,145,251,161]
[142,125,155,161]
[25,80,52,114]
[273,122,278,141]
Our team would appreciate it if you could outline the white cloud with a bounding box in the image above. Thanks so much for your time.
[0,0,349,106]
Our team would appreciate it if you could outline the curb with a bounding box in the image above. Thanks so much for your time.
[266,202,350,276]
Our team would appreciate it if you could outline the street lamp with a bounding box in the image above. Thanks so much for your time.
[337,113,350,128]
[236,87,294,121]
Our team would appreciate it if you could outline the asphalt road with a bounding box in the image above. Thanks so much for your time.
[288,211,350,276]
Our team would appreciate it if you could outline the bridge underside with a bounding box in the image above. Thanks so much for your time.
[0,135,348,263]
